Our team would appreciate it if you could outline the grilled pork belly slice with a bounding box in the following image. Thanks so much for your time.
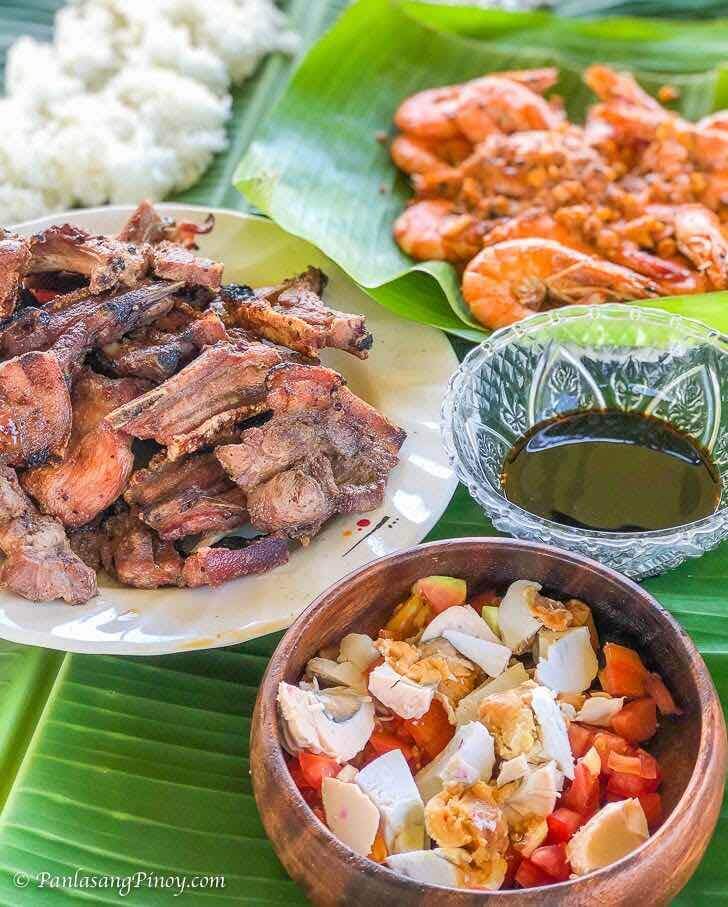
[28,225,150,294]
[125,452,247,541]
[99,309,227,382]
[0,230,31,317]
[152,241,223,289]
[106,340,282,455]
[218,364,406,542]
[0,281,182,359]
[21,371,151,528]
[0,467,96,603]
[0,350,72,468]
[220,267,373,359]
[182,535,289,587]
[101,507,183,589]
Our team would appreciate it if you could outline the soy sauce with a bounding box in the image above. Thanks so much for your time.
[501,410,721,532]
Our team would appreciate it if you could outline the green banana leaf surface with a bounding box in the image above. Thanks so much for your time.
[237,0,728,340]
[0,1,726,905]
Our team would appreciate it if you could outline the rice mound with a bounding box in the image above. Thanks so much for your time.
[0,0,298,223]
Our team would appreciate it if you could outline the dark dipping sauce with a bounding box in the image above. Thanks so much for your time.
[501,409,721,532]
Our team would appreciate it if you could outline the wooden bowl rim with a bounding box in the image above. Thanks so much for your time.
[252,537,727,898]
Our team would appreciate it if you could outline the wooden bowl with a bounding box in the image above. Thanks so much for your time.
[251,538,726,906]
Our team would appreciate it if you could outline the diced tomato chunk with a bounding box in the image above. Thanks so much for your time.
[568,723,595,758]
[606,752,644,776]
[514,858,552,889]
[639,792,664,830]
[288,757,314,790]
[634,748,661,782]
[562,762,600,819]
[531,843,571,882]
[592,730,633,766]
[611,697,658,743]
[547,807,584,843]
[369,731,414,759]
[606,770,659,798]
[298,751,340,790]
[601,643,648,697]
[645,672,682,716]
[403,699,454,761]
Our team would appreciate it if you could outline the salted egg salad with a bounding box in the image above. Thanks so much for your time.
[277,577,681,890]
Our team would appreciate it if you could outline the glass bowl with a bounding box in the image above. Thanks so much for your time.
[442,305,728,579]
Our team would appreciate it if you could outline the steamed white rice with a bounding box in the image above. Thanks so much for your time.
[0,0,298,223]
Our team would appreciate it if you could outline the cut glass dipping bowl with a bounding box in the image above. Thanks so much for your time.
[442,305,728,579]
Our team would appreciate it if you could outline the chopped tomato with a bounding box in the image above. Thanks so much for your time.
[601,643,648,698]
[645,672,682,716]
[470,588,501,609]
[568,723,595,758]
[547,807,584,843]
[288,757,314,790]
[369,829,388,862]
[606,752,644,776]
[607,748,659,779]
[606,770,659,798]
[514,858,552,889]
[562,762,600,819]
[298,751,340,790]
[403,699,454,761]
[530,844,571,882]
[638,792,664,830]
[592,730,633,767]
[369,730,416,761]
[611,697,658,743]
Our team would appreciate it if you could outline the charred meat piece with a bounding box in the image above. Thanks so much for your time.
[143,486,248,541]
[216,364,406,542]
[216,364,404,488]
[68,523,104,571]
[125,452,247,541]
[98,309,227,382]
[152,241,223,289]
[246,454,340,542]
[28,225,150,293]
[220,267,373,359]
[106,340,283,456]
[0,350,72,468]
[0,230,32,317]
[182,535,289,587]
[0,466,96,603]
[21,371,151,528]
[101,507,183,589]
[118,200,215,250]
[0,281,182,359]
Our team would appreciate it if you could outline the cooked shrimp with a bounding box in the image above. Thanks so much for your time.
[585,65,664,111]
[390,133,471,176]
[499,67,558,95]
[393,199,483,262]
[698,111,728,132]
[394,74,562,143]
[459,127,614,210]
[482,208,594,252]
[660,204,728,287]
[462,238,659,330]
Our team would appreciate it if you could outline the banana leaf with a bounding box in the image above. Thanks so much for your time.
[237,0,728,340]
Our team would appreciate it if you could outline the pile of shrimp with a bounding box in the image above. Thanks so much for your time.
[391,65,728,330]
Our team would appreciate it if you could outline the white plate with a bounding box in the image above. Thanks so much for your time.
[0,205,458,654]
